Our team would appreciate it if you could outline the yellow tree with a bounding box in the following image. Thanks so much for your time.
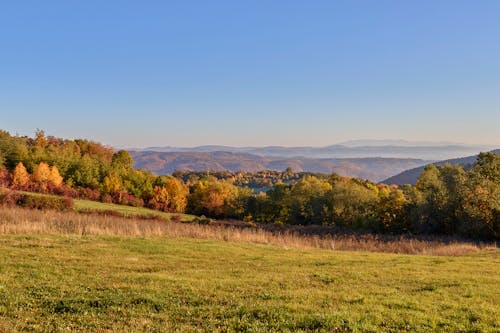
[12,162,30,188]
[149,186,170,211]
[163,178,188,213]
[149,178,189,213]
[33,162,51,190]
[49,166,63,187]
[35,129,48,148]
[102,173,122,194]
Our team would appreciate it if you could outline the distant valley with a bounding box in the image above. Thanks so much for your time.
[129,141,496,182]
[130,151,429,182]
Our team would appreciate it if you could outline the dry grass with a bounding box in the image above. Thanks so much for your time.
[0,207,496,255]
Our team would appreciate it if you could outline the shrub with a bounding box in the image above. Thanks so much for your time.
[101,194,113,204]
[194,215,213,225]
[80,187,101,201]
[170,214,182,223]
[17,193,74,211]
[0,188,20,207]
[50,183,79,198]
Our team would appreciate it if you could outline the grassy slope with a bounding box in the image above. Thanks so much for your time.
[73,198,195,221]
[18,191,196,221]
[0,235,498,332]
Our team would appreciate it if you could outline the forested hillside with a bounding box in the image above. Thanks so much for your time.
[1,130,498,238]
[383,149,500,185]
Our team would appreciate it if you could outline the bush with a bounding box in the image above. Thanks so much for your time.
[0,188,20,207]
[101,194,113,204]
[50,183,79,198]
[194,215,214,225]
[17,193,74,211]
[170,214,182,223]
[80,187,101,201]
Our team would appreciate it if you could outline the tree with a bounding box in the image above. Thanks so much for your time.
[35,129,48,148]
[67,154,101,189]
[49,166,63,187]
[12,162,30,189]
[149,178,188,213]
[326,179,378,228]
[376,185,409,232]
[112,150,134,172]
[33,162,51,183]
[102,172,122,194]
[460,152,500,238]
[471,152,500,183]
[288,176,332,224]
[33,162,52,191]
[163,178,189,212]
[187,177,241,218]
[0,166,10,187]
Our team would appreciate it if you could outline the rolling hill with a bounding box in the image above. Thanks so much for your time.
[382,149,500,185]
[130,150,428,182]
[130,141,494,160]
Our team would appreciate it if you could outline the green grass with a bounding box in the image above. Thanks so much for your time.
[0,234,498,332]
[73,198,195,221]
[18,191,196,221]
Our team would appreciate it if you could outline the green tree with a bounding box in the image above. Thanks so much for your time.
[112,150,134,172]
[288,176,332,224]
[325,178,378,228]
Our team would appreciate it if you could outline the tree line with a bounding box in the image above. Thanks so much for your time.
[0,130,498,238]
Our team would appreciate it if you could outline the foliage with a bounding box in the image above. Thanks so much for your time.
[149,178,189,213]
[12,162,30,189]
[17,193,73,211]
[0,129,498,238]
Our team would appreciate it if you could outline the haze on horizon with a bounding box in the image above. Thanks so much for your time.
[1,1,499,148]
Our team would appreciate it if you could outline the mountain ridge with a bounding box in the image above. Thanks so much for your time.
[382,149,500,185]
[130,150,428,182]
[128,142,494,160]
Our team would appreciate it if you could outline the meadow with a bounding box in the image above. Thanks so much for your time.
[73,197,196,222]
[0,208,498,332]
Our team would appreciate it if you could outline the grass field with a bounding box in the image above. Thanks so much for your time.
[73,198,195,222]
[16,191,196,221]
[0,232,498,332]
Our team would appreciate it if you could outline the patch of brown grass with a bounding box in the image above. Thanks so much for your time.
[0,207,496,255]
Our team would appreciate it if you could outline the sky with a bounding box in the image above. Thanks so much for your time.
[1,1,499,148]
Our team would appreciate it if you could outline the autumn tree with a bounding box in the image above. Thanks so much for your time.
[460,152,500,238]
[0,165,10,187]
[149,178,188,213]
[12,162,30,189]
[102,172,122,194]
[35,129,48,148]
[376,185,409,232]
[187,177,243,218]
[49,165,63,187]
[33,162,51,183]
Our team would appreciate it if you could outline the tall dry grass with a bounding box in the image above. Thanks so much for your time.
[0,207,496,255]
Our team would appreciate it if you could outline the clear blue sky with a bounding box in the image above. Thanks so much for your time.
[1,1,499,147]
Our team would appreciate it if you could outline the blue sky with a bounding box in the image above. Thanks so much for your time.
[1,1,499,147]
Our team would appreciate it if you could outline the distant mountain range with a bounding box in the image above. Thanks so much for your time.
[130,141,494,161]
[128,141,498,183]
[130,151,429,182]
[382,149,500,185]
